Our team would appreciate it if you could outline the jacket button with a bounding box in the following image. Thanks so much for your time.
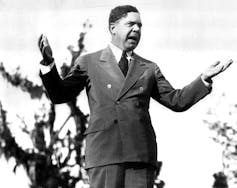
[107,84,112,89]
[114,119,118,124]
[115,101,120,105]
[139,87,144,92]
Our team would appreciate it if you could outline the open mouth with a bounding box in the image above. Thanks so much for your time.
[127,35,139,42]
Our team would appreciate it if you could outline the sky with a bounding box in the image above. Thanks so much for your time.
[0,0,237,188]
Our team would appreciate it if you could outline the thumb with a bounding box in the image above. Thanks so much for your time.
[38,34,43,50]
[211,61,220,67]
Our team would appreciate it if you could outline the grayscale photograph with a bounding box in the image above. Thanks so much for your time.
[0,0,236,188]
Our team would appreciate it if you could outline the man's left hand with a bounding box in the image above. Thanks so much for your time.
[201,59,233,82]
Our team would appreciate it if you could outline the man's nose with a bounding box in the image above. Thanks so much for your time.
[132,24,141,32]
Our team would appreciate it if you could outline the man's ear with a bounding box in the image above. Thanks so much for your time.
[109,23,116,35]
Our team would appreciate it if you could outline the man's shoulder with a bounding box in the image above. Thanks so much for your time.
[84,45,112,57]
[81,49,104,59]
[134,53,157,67]
[74,48,106,65]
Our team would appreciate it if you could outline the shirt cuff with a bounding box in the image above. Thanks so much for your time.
[200,75,213,88]
[39,61,55,74]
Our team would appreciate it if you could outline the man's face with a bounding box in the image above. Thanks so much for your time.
[110,12,142,51]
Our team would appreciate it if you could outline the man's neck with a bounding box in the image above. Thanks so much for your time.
[109,42,133,63]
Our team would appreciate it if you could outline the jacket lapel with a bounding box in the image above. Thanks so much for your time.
[116,54,147,100]
[98,47,147,101]
[98,47,124,99]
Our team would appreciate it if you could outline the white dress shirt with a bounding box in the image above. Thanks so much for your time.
[109,43,133,64]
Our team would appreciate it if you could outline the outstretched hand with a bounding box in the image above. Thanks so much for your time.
[38,34,54,65]
[201,59,233,82]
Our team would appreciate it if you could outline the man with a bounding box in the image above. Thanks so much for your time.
[38,5,232,188]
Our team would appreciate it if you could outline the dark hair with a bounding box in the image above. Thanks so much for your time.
[109,5,139,28]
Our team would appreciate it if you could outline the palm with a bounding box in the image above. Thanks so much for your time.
[38,34,54,64]
[203,60,233,80]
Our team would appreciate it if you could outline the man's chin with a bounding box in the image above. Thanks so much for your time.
[125,43,138,51]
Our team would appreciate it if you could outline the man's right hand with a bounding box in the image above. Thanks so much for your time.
[38,34,54,65]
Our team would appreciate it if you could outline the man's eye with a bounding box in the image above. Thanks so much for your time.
[127,22,142,28]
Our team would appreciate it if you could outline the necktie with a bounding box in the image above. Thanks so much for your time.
[118,51,128,76]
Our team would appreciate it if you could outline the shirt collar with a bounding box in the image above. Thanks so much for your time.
[109,43,133,63]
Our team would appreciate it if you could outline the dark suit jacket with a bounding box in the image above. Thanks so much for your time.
[40,46,211,169]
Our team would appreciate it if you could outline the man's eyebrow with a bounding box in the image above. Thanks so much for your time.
[127,21,142,27]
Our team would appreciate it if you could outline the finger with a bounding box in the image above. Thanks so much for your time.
[40,35,50,53]
[211,61,220,67]
[227,59,233,66]
[42,36,49,47]
[38,34,43,50]
[41,36,50,54]
[222,59,233,72]
[39,35,46,51]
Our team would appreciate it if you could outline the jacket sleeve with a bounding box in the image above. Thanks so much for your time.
[151,64,211,112]
[40,56,88,104]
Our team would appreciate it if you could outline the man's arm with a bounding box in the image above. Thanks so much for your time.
[38,35,87,104]
[152,59,233,112]
[152,68,211,112]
